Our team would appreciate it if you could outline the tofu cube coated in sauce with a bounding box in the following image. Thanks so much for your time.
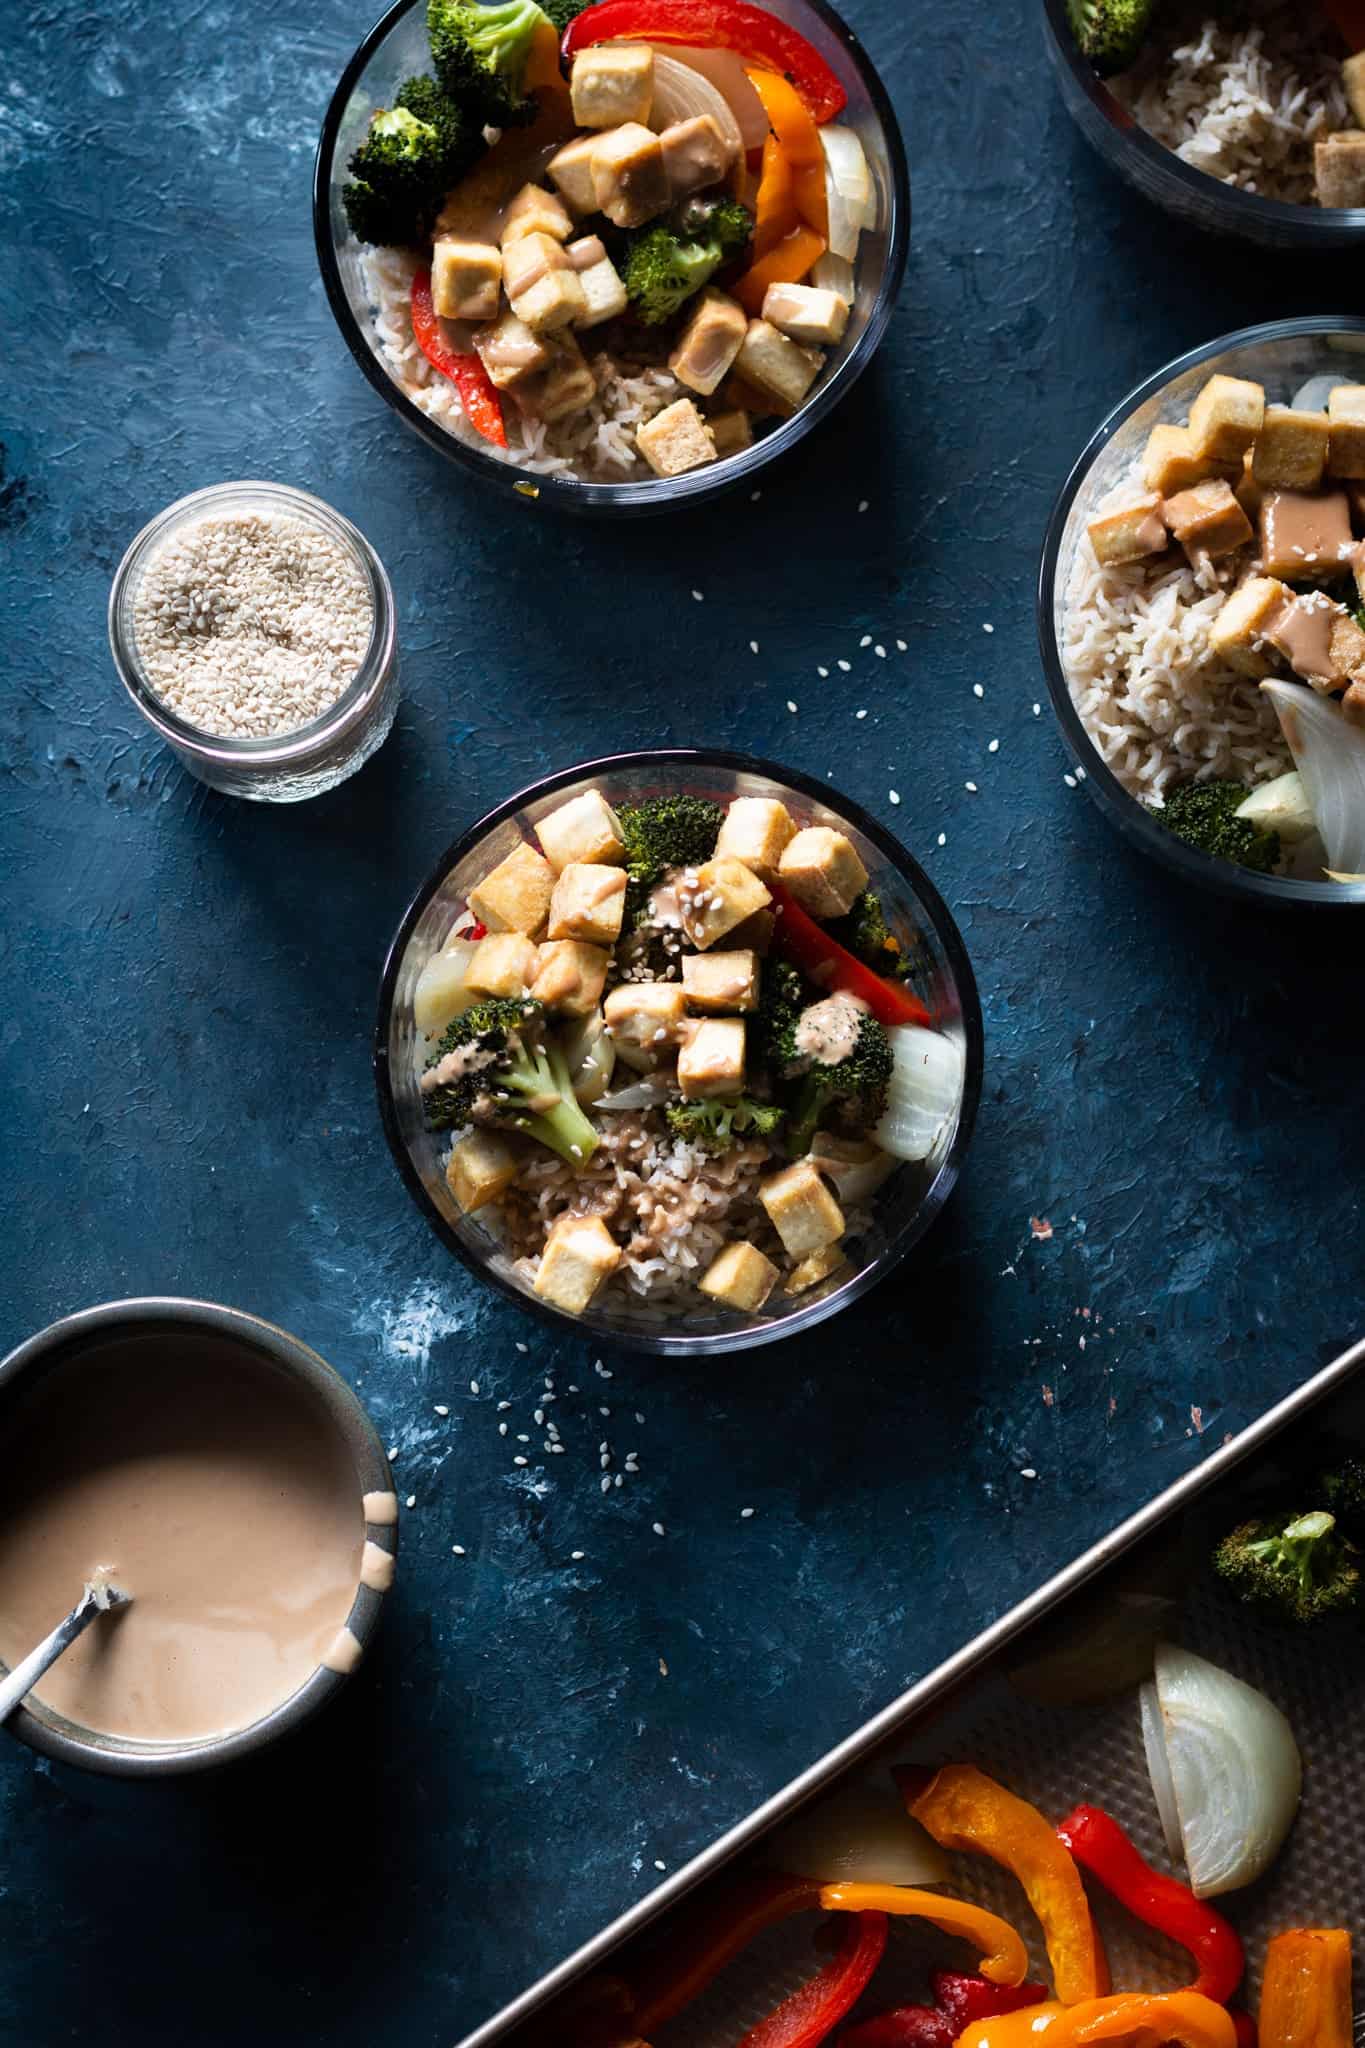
[681,949,760,1014]
[698,1241,779,1313]
[603,982,689,1068]
[503,231,586,333]
[760,282,849,348]
[679,856,772,949]
[536,788,625,873]
[778,827,868,919]
[1328,387,1365,480]
[1263,591,1359,687]
[1188,374,1265,464]
[635,397,717,478]
[1209,576,1291,678]
[707,409,752,458]
[1141,423,1234,498]
[530,940,610,1015]
[677,1016,746,1098]
[735,320,823,410]
[784,1243,848,1296]
[1346,52,1365,127]
[570,242,629,327]
[1162,478,1253,565]
[445,1130,519,1215]
[468,841,555,935]
[1344,681,1365,729]
[714,796,795,882]
[759,1159,844,1258]
[467,932,540,997]
[1332,610,1365,682]
[501,183,574,245]
[534,1215,622,1315]
[473,309,551,392]
[591,122,670,228]
[547,133,601,214]
[1315,131,1365,208]
[547,861,628,946]
[1252,407,1332,492]
[525,333,598,423]
[570,43,655,129]
[1260,489,1355,581]
[668,291,748,397]
[1087,493,1169,568]
[658,115,735,199]
[431,238,503,322]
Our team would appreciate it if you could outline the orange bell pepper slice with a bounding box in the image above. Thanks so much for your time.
[629,1872,821,2035]
[1259,1930,1352,2048]
[958,1993,1238,2048]
[734,225,825,314]
[745,67,828,238]
[751,131,797,259]
[903,1767,1108,2005]
[819,1885,1030,1987]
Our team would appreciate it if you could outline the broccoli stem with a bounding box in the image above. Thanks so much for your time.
[500,1038,600,1167]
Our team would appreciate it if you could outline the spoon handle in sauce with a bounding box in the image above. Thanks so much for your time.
[0,1580,132,1724]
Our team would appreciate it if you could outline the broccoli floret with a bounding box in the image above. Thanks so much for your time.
[539,0,589,26]
[342,79,485,246]
[665,1097,785,1155]
[1065,0,1156,74]
[1213,1510,1362,1625]
[825,891,912,981]
[623,198,754,325]
[754,958,809,1070]
[616,794,725,911]
[423,997,599,1167]
[764,986,893,1155]
[1322,1458,1365,1543]
[1157,780,1281,874]
[428,0,552,128]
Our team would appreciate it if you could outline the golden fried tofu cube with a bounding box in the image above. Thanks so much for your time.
[467,932,540,997]
[1263,591,1355,684]
[571,42,655,128]
[636,397,717,478]
[698,1240,779,1313]
[603,981,689,1066]
[707,409,753,458]
[1163,478,1254,564]
[759,1158,845,1258]
[714,796,796,882]
[530,940,610,1015]
[529,332,598,423]
[1328,385,1365,480]
[679,856,772,949]
[1188,373,1265,464]
[473,308,551,391]
[431,238,502,322]
[1332,609,1365,681]
[736,319,823,410]
[1252,406,1332,492]
[778,827,868,919]
[572,246,629,327]
[1209,576,1291,678]
[1315,130,1365,208]
[1260,488,1356,579]
[681,949,759,1014]
[1344,680,1365,729]
[761,282,850,348]
[546,133,600,213]
[591,122,669,228]
[503,231,586,333]
[668,290,748,397]
[469,841,555,935]
[534,1214,621,1314]
[658,114,735,199]
[1346,53,1365,126]
[445,1129,519,1215]
[548,861,628,945]
[677,1016,747,1099]
[502,183,574,245]
[784,1243,848,1295]
[536,788,625,873]
[1087,493,1170,567]
[1141,423,1230,497]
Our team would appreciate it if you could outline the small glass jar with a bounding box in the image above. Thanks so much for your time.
[108,481,399,802]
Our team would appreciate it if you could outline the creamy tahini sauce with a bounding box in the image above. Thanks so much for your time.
[0,1340,365,1743]
[794,992,868,1066]
[1267,591,1340,680]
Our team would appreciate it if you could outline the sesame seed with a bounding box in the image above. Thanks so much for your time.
[749,639,759,653]
[452,1544,466,1556]
[740,1507,755,1519]
[614,1473,623,1488]
[513,1455,528,1467]
[786,699,798,713]
[860,634,872,648]
[497,1400,511,1411]
[750,489,761,501]
[1075,764,1087,780]
[896,638,907,651]
[499,1423,508,1436]
[571,1550,585,1561]
[517,1433,529,1443]
[856,708,867,719]
[434,1404,449,1417]
[973,683,984,699]
[965,781,978,793]
[515,1341,528,1354]
[635,1412,645,1424]
[983,622,995,634]
[550,1442,565,1453]
[654,1858,667,1870]
[1032,703,1041,716]
[937,832,947,846]
[837,659,851,673]
[600,1405,610,1417]
[1064,773,1077,788]
[405,1495,416,1509]
[858,499,869,513]
[988,738,999,753]
[600,1475,612,1493]
[889,789,900,805]
[691,588,704,602]
[387,1446,398,1461]
[817,664,829,677]
[652,1522,666,1536]
[469,1379,479,1394]
[1020,1467,1038,1479]
[595,1360,612,1379]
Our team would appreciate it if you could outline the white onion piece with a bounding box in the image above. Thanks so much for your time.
[873,1026,962,1163]
[761,1781,950,1888]
[646,42,768,151]
[1291,374,1338,413]
[597,1075,675,1112]
[1149,1643,1302,1898]
[414,940,480,1039]
[562,1009,617,1107]
[821,125,873,259]
[645,51,745,163]
[1262,681,1365,877]
[1140,1679,1182,1863]
[811,251,855,304]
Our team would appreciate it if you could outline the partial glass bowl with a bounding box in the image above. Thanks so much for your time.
[1038,315,1365,907]
[1041,0,1365,249]
[375,750,984,1354]
[313,0,909,515]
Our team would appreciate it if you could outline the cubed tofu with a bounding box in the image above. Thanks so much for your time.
[603,981,689,1067]
[1344,680,1365,729]
[636,397,717,478]
[1260,488,1356,580]
[473,308,551,392]
[445,1129,519,1215]
[574,248,629,327]
[735,319,823,410]
[1087,493,1170,567]
[1346,52,1365,128]
[707,409,753,458]
[503,231,586,333]
[668,290,747,398]
[1162,478,1254,564]
[760,282,850,348]
[1332,610,1365,681]
[527,332,598,423]
[759,1159,844,1258]
[591,122,669,228]
[658,114,735,199]
[1328,386,1365,480]
[784,1243,848,1295]
[677,1016,747,1099]
[698,1240,779,1313]
[467,931,540,997]
[1315,130,1365,208]
[714,796,796,881]
[431,238,502,322]
[534,1214,621,1315]
[1252,406,1332,491]
[501,183,574,245]
[1188,373,1266,464]
[468,841,555,935]
[720,369,796,421]
[681,949,759,1013]
[548,861,628,945]
[778,827,868,919]
[1141,423,1232,497]
[1264,590,1357,685]
[536,788,625,872]
[571,42,655,129]
[546,133,601,214]
[1209,576,1291,678]
[678,856,772,949]
[529,940,610,1016]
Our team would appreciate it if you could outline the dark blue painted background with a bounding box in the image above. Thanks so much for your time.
[2,4,1363,2043]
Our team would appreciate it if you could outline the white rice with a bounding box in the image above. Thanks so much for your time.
[1114,0,1349,206]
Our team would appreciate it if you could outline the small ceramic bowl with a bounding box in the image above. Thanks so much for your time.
[0,1299,396,1778]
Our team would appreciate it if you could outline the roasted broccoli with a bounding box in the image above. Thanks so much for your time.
[1322,1458,1365,1542]
[427,0,553,128]
[617,793,725,912]
[754,958,808,1064]
[342,78,486,246]
[539,0,590,26]
[825,891,912,981]
[422,997,599,1166]
[665,1097,785,1154]
[1065,0,1156,75]
[1157,779,1281,874]
[1213,1509,1362,1624]
[762,982,894,1155]
[623,198,754,325]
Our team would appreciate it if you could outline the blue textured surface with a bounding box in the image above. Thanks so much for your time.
[3,4,1365,2044]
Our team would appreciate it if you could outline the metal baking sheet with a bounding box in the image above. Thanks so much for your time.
[461,1336,1365,2048]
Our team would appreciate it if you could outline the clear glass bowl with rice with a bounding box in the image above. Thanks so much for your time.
[1039,316,1365,905]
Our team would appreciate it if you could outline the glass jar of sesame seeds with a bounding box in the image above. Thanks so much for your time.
[108,482,399,802]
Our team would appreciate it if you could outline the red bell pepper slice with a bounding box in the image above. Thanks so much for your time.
[768,879,932,1030]
[843,1973,1049,2048]
[1054,1805,1244,2007]
[1231,2015,1257,2048]
[409,269,507,449]
[562,0,847,122]
[629,1873,822,2035]
[739,1910,887,2048]
[1321,0,1365,52]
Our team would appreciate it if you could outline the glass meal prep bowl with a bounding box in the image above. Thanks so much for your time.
[1040,0,1365,249]
[313,0,909,516]
[1039,316,1365,908]
[375,750,984,1355]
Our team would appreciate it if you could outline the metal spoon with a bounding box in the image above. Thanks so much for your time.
[0,1576,133,1724]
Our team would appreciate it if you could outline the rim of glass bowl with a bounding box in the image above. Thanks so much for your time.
[313,0,910,516]
[108,482,396,767]
[374,748,985,1355]
[1037,315,1365,909]
[1039,0,1365,246]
